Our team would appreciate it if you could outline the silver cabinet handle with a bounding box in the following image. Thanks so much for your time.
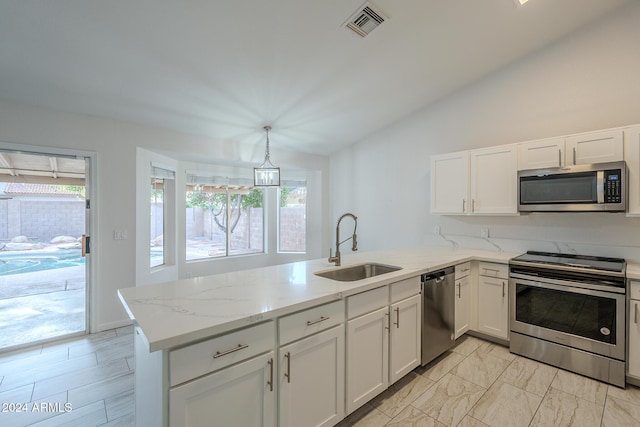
[573,147,577,165]
[385,312,390,330]
[213,343,248,359]
[462,199,466,212]
[394,307,400,328]
[635,303,638,324]
[502,281,506,298]
[306,316,329,326]
[558,149,562,167]
[267,358,274,391]
[284,352,291,383]
[457,282,461,298]
[472,199,475,213]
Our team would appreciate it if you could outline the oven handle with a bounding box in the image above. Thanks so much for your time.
[509,275,626,300]
[509,272,625,295]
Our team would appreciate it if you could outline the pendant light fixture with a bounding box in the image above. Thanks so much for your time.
[254,125,280,187]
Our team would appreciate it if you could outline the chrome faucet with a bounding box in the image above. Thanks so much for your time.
[328,213,358,266]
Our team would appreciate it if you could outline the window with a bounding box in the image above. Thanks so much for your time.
[150,166,175,267]
[279,184,307,253]
[186,175,264,260]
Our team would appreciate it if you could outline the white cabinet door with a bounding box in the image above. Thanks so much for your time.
[565,129,624,165]
[624,126,640,215]
[517,138,564,170]
[454,276,470,339]
[470,145,518,214]
[431,151,469,214]
[346,307,389,414]
[279,325,345,427]
[630,299,640,379]
[389,294,421,385]
[169,351,276,427]
[477,276,509,340]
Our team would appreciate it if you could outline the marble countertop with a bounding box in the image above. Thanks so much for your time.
[627,263,640,280]
[118,246,517,352]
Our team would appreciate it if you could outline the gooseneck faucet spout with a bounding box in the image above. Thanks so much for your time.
[328,213,358,266]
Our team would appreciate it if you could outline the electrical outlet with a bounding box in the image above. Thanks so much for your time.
[480,228,489,238]
[434,226,441,235]
[113,229,127,240]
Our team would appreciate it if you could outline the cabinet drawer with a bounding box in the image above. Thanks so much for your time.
[478,262,508,279]
[630,281,640,300]
[455,262,471,280]
[390,277,420,303]
[279,300,345,345]
[169,321,275,387]
[347,286,388,319]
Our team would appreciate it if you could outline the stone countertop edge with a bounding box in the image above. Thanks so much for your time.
[627,263,640,280]
[117,247,516,353]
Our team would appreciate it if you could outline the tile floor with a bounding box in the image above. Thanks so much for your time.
[1,329,639,427]
[0,325,134,427]
[338,335,640,427]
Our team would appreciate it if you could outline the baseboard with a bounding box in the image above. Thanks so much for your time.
[92,319,133,333]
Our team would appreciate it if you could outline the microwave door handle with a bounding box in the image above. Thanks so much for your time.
[597,170,605,204]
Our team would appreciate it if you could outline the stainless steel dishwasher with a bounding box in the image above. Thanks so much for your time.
[421,266,455,365]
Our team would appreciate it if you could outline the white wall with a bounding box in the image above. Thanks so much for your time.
[0,101,330,331]
[330,1,640,262]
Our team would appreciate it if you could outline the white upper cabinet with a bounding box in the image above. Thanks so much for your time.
[624,126,640,215]
[470,145,518,215]
[517,138,565,171]
[565,129,624,165]
[430,151,469,214]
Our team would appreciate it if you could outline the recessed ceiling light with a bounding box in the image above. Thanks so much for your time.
[514,0,529,6]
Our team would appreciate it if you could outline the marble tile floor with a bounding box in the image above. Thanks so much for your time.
[338,335,640,427]
[0,325,134,427]
[1,328,638,427]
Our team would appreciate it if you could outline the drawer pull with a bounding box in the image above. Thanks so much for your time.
[267,358,274,392]
[394,307,400,328]
[213,343,248,359]
[483,268,500,274]
[306,316,329,326]
[284,352,291,383]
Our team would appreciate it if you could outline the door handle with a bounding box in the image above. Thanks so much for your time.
[267,358,274,392]
[472,199,475,213]
[284,352,291,383]
[385,312,390,330]
[81,234,90,257]
[573,147,577,165]
[558,149,562,167]
[394,307,400,328]
[462,199,466,213]
[502,281,506,298]
[635,303,638,324]
[457,282,461,298]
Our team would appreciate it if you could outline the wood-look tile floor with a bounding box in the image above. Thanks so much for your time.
[0,326,134,427]
[1,329,639,427]
[338,336,640,427]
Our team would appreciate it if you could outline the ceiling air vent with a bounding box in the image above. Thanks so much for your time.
[344,2,388,37]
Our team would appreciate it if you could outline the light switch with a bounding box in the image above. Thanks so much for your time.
[114,229,127,240]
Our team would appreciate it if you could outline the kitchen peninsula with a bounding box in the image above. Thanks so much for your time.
[119,246,517,427]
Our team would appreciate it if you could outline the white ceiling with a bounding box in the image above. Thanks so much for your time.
[0,0,631,156]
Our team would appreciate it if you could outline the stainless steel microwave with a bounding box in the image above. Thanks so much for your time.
[518,161,626,212]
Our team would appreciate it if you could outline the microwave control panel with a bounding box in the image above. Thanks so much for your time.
[604,170,622,203]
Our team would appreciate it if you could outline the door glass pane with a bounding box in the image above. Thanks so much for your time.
[279,187,306,253]
[515,284,616,344]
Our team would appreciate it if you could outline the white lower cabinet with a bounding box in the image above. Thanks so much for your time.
[477,274,509,340]
[389,294,421,384]
[346,307,389,413]
[279,325,345,427]
[169,352,276,427]
[628,281,640,380]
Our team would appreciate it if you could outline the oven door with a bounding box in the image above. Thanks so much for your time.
[509,276,625,361]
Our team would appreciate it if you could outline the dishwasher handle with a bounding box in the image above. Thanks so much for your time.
[421,266,455,283]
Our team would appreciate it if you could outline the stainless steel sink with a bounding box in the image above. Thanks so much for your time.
[314,263,402,282]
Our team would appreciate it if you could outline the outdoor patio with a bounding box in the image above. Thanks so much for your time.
[0,263,85,350]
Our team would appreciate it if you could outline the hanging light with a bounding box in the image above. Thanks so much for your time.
[254,125,280,187]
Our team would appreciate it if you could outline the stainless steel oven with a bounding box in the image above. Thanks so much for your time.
[509,251,626,387]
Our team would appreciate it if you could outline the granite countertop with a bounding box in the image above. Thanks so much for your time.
[118,246,518,352]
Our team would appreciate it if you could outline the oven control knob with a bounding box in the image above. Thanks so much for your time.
[600,327,611,336]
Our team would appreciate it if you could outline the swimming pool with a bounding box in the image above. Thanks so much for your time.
[0,249,85,276]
